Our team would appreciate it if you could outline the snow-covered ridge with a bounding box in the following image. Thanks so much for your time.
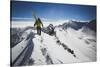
[11,19,96,66]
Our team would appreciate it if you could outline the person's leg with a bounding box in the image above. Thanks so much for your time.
[37,27,41,35]
[38,28,41,35]
[39,28,41,35]
[37,27,39,35]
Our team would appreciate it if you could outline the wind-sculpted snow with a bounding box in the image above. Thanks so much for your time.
[11,29,34,66]
[55,27,96,61]
[11,20,96,66]
[56,39,76,57]
[29,31,82,65]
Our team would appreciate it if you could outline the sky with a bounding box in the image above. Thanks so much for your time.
[11,0,96,22]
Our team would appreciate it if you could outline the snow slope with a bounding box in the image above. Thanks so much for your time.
[11,29,34,66]
[29,27,96,65]
[11,22,96,66]
[55,27,96,61]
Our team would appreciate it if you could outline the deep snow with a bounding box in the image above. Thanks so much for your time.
[11,21,96,66]
[29,27,96,65]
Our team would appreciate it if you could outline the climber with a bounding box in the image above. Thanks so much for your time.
[34,18,43,35]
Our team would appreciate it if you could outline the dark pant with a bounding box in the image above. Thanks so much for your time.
[37,27,41,35]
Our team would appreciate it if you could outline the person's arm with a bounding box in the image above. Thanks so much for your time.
[39,19,43,27]
[34,20,37,27]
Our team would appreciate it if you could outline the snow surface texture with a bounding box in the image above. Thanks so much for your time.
[11,21,96,66]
